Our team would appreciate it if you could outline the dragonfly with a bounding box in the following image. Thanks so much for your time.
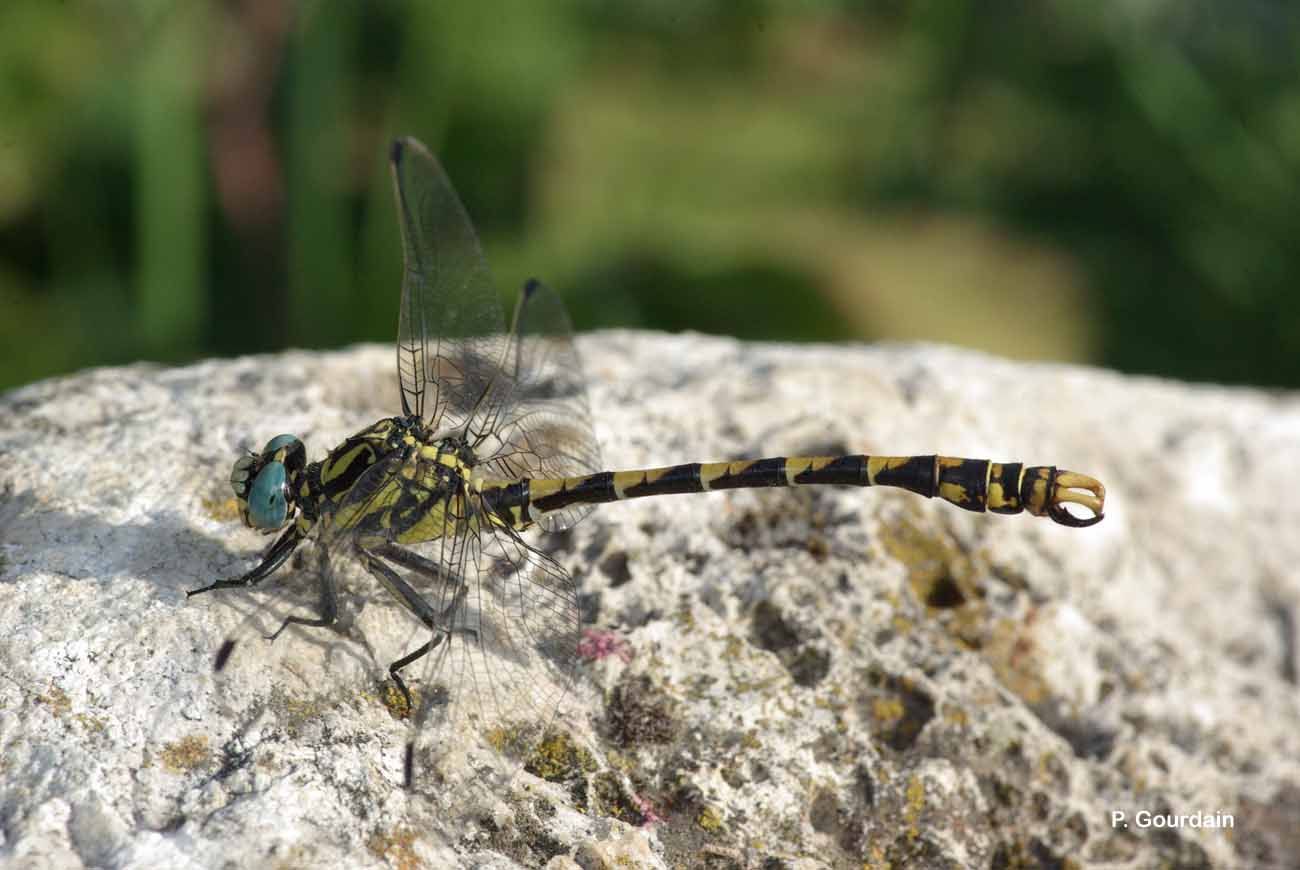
[189,136,1105,785]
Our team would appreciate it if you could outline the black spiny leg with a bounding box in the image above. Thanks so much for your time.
[374,542,458,592]
[354,541,474,711]
[187,525,305,597]
[265,545,339,640]
[188,526,309,673]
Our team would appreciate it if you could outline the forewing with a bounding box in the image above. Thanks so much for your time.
[389,137,508,429]
[473,280,603,532]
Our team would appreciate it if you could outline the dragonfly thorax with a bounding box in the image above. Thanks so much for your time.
[430,431,479,470]
[229,433,307,531]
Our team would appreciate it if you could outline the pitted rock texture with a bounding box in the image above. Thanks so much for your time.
[1,333,1297,869]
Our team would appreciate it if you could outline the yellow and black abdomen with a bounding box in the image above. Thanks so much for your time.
[867,455,1097,522]
[479,453,1104,528]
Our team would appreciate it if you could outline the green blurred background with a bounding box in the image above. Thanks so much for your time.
[2,0,1299,393]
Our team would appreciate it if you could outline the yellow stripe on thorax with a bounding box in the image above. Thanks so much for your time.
[393,500,459,544]
[319,441,374,487]
[330,476,403,531]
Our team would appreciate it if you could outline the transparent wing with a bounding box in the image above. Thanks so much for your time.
[311,447,579,779]
[389,137,509,429]
[471,280,603,532]
[407,516,580,782]
[390,138,602,533]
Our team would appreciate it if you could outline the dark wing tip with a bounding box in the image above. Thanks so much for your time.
[389,137,406,166]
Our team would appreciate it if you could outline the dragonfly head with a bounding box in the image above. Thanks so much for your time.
[229,434,306,531]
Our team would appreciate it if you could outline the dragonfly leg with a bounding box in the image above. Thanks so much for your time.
[355,541,475,709]
[265,545,339,641]
[187,525,304,597]
[372,542,454,586]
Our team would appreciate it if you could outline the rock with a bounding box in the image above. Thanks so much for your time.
[1,333,1297,869]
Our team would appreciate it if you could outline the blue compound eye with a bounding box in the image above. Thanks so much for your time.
[247,461,289,529]
[263,434,299,455]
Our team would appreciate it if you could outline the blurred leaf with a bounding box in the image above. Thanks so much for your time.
[3,0,1300,390]
[287,4,353,347]
[134,3,205,354]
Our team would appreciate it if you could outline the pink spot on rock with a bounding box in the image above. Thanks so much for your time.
[578,628,633,663]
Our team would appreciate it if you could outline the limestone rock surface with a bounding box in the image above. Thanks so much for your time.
[1,332,1298,869]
